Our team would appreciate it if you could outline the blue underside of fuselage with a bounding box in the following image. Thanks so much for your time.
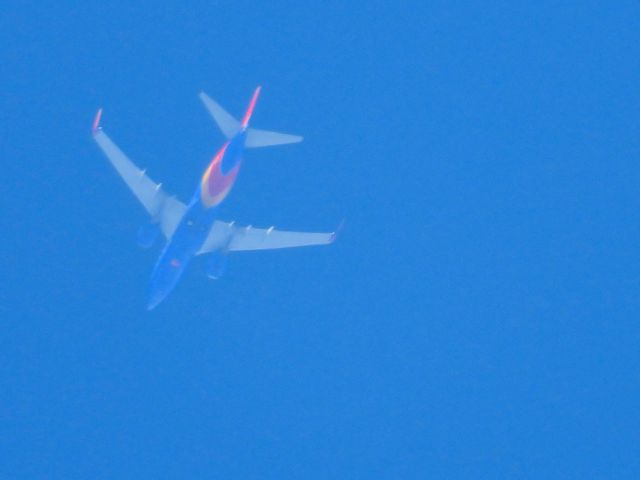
[221,131,245,174]
[147,131,246,310]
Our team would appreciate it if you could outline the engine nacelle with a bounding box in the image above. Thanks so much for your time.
[137,222,161,249]
[206,252,227,280]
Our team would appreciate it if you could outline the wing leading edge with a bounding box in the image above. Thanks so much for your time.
[91,110,187,239]
[197,221,336,255]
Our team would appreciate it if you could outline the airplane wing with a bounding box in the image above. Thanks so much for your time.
[197,220,336,255]
[91,109,187,239]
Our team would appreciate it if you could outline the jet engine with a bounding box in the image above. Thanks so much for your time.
[206,252,228,279]
[137,222,161,249]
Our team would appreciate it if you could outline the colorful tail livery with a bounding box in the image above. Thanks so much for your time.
[91,87,337,310]
[241,86,261,127]
[199,87,303,147]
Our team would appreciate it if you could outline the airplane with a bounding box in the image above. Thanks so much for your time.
[91,86,336,310]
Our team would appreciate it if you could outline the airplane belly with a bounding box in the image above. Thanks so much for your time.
[147,211,214,309]
[147,246,192,310]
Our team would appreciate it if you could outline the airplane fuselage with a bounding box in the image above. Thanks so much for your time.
[91,86,328,311]
[147,130,247,309]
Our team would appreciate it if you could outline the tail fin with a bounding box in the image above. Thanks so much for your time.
[199,87,303,147]
[241,86,261,127]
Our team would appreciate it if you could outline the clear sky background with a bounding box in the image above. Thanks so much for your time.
[2,1,639,478]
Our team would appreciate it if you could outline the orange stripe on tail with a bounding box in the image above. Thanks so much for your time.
[241,86,261,127]
[92,108,103,134]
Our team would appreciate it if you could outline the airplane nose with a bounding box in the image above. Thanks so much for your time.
[147,253,190,310]
[147,268,176,310]
[147,289,167,311]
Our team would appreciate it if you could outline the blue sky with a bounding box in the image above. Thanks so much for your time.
[2,1,639,478]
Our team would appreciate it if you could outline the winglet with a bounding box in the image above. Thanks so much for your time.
[330,219,345,243]
[241,86,262,128]
[92,108,103,135]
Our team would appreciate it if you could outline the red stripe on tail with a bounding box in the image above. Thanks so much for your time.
[241,86,261,127]
[92,108,103,134]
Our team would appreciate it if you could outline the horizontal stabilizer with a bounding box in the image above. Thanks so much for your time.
[200,89,302,147]
[245,128,303,148]
[199,92,241,139]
